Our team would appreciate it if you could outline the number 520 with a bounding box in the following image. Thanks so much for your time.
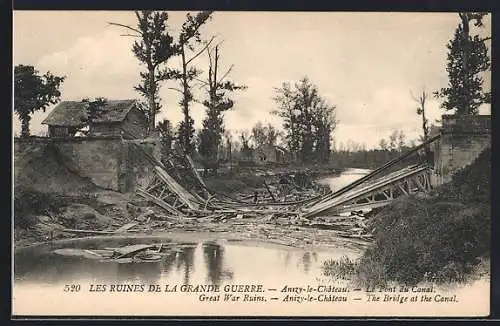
[63,284,81,292]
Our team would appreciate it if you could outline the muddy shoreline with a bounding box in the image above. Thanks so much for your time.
[15,218,371,254]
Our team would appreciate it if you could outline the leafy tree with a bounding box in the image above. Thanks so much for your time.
[81,97,107,122]
[251,122,282,148]
[238,130,253,161]
[198,44,246,168]
[272,77,336,162]
[14,65,65,138]
[168,11,213,154]
[77,97,107,136]
[397,130,406,152]
[110,11,177,134]
[434,12,491,115]
[388,130,398,152]
[272,82,300,155]
[251,122,268,148]
[379,138,389,151]
[411,89,430,155]
[312,103,336,162]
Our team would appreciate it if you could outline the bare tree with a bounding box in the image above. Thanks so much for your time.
[411,89,430,155]
[168,11,213,154]
[109,11,177,135]
[379,138,389,151]
[388,130,398,152]
[397,130,406,152]
[198,43,246,168]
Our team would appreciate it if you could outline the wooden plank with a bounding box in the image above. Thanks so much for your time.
[137,188,184,216]
[186,154,211,198]
[114,222,138,233]
[263,181,276,202]
[154,166,201,210]
[114,244,157,259]
[414,174,425,191]
[60,228,116,235]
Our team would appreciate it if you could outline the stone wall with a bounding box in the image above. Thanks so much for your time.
[14,136,161,193]
[431,115,491,186]
[120,138,161,193]
[121,107,148,139]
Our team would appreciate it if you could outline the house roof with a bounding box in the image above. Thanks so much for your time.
[255,144,289,153]
[92,100,137,124]
[428,125,441,138]
[42,99,138,126]
[41,101,88,127]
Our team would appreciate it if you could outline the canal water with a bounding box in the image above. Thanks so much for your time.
[316,168,372,192]
[14,235,360,287]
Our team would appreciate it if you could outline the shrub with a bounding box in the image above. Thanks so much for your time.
[357,197,490,286]
[204,173,264,194]
[14,187,51,228]
[322,256,358,280]
[344,147,491,286]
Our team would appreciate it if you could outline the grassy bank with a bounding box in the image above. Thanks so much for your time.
[323,147,491,286]
[204,163,342,195]
[204,173,263,194]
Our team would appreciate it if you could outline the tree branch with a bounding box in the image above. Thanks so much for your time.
[179,12,213,46]
[218,64,234,83]
[186,36,216,65]
[193,77,209,86]
[108,22,141,35]
[167,87,184,94]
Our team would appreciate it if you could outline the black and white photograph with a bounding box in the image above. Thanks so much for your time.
[12,10,491,316]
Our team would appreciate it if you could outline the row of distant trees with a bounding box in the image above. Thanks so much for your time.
[14,11,491,168]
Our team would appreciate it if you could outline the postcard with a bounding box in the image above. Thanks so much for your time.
[12,10,491,317]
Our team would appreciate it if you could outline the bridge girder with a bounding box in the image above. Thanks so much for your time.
[313,168,432,216]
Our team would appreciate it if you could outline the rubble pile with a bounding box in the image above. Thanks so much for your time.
[15,154,372,250]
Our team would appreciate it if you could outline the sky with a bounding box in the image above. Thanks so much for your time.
[13,11,491,149]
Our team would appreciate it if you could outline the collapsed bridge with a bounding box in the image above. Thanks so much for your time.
[135,135,441,219]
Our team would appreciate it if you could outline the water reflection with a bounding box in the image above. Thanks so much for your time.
[297,252,319,274]
[175,246,196,285]
[303,252,311,273]
[15,237,353,288]
[203,242,233,285]
[116,261,162,283]
[284,251,292,269]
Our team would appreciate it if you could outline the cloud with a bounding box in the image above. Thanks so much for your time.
[38,29,139,76]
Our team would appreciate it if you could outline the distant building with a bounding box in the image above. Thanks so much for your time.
[42,100,148,139]
[252,144,290,164]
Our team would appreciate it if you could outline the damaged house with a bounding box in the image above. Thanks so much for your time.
[42,99,148,139]
[252,144,291,165]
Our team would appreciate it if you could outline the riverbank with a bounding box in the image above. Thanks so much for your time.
[204,163,343,195]
[324,147,491,287]
[14,166,364,251]
[14,183,370,253]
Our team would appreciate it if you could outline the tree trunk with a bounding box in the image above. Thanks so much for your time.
[20,113,31,138]
[420,92,430,157]
[181,47,190,154]
[148,66,156,135]
[460,13,471,115]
